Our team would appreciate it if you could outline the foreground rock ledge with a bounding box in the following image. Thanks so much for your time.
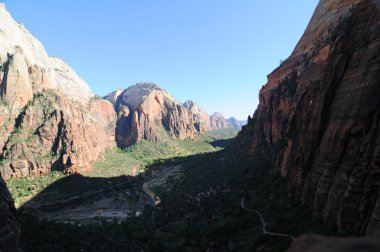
[288,235,380,252]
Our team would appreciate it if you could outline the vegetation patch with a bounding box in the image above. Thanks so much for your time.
[17,133,334,251]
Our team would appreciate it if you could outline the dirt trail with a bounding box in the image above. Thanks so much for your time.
[141,165,183,206]
[142,181,160,206]
[241,198,295,240]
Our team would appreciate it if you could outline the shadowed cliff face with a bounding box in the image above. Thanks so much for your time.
[238,0,380,236]
[0,177,22,252]
[288,235,380,252]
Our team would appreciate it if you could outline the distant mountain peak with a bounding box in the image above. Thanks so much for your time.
[211,112,224,118]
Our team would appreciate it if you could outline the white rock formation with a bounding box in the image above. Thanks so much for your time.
[0,3,94,108]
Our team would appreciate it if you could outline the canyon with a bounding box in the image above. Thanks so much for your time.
[0,0,380,251]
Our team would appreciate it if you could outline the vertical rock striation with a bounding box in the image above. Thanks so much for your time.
[183,100,212,133]
[0,92,116,179]
[183,100,238,131]
[105,83,197,147]
[238,0,380,236]
[0,4,117,178]
[0,4,117,249]
[210,112,233,130]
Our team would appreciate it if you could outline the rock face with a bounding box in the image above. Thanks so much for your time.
[288,235,380,252]
[183,100,211,133]
[0,92,116,179]
[238,0,380,236]
[106,83,197,147]
[240,120,247,126]
[0,4,116,248]
[0,4,94,109]
[0,4,116,178]
[103,89,124,106]
[183,100,238,132]
[210,112,232,130]
[0,177,22,252]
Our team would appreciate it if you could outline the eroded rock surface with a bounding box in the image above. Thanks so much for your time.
[210,112,232,130]
[183,100,211,133]
[106,83,198,147]
[0,4,94,108]
[0,4,117,178]
[0,92,116,179]
[238,0,380,236]
[183,100,238,132]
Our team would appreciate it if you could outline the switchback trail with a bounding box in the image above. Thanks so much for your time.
[241,198,296,241]
[142,181,160,206]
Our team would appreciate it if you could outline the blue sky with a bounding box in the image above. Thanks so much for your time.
[4,0,318,120]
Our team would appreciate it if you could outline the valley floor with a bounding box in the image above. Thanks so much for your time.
[7,129,334,251]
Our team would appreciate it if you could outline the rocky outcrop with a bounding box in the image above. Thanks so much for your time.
[238,0,380,236]
[288,235,380,252]
[0,4,94,109]
[183,100,211,133]
[183,100,239,132]
[210,112,232,130]
[0,92,116,179]
[0,4,117,178]
[103,89,124,106]
[106,83,197,147]
[0,177,22,252]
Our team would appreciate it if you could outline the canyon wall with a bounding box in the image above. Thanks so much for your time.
[238,0,380,236]
[0,93,116,179]
[0,177,21,252]
[106,84,240,148]
[105,83,197,147]
[0,4,116,178]
[183,100,237,132]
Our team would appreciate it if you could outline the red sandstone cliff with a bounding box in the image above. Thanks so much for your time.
[0,4,117,178]
[0,93,116,179]
[105,83,198,147]
[238,0,380,236]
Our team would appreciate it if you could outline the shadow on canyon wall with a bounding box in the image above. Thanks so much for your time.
[17,145,336,252]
